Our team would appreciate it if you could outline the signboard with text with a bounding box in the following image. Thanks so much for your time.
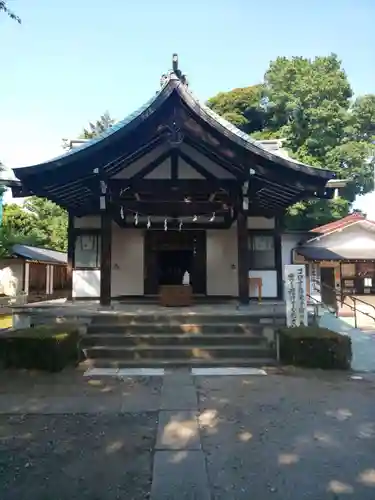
[284,265,308,327]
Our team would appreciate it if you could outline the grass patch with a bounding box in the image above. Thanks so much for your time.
[0,315,12,329]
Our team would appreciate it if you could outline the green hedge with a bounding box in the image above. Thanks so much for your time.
[0,325,81,372]
[278,326,352,370]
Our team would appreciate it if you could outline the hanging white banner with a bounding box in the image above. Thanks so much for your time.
[284,265,308,327]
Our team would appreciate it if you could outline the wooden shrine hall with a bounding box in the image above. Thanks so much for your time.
[10,54,337,306]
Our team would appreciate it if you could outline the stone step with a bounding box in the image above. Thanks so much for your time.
[86,323,272,335]
[83,344,273,360]
[84,357,277,369]
[90,312,286,325]
[81,333,268,347]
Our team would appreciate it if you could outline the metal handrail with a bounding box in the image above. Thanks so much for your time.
[315,282,375,328]
[306,292,336,324]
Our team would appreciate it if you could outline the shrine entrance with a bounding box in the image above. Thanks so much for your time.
[144,230,206,295]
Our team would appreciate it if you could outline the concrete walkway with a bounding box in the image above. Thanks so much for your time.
[151,370,211,499]
[319,313,375,372]
[1,369,375,499]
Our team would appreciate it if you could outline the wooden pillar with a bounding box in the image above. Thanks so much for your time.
[100,210,112,306]
[67,213,74,300]
[24,261,30,296]
[237,208,249,305]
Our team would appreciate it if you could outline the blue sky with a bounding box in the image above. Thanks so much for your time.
[1,0,374,212]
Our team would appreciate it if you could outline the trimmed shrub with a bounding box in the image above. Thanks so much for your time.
[0,325,81,372]
[278,326,352,370]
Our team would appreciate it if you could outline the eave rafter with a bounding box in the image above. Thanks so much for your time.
[11,65,335,217]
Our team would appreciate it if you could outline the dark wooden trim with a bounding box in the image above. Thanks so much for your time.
[117,218,232,230]
[110,200,228,216]
[247,222,283,299]
[131,150,171,181]
[22,260,26,293]
[171,149,178,181]
[67,213,74,300]
[237,207,249,305]
[178,151,217,181]
[184,134,245,178]
[100,209,112,306]
[73,227,101,236]
[274,217,283,300]
[109,179,239,195]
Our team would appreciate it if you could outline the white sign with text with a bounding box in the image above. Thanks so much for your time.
[284,265,308,327]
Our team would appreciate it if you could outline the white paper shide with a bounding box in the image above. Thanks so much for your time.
[284,265,308,327]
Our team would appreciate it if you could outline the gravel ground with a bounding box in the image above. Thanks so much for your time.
[0,369,375,499]
[0,413,158,500]
[197,372,375,499]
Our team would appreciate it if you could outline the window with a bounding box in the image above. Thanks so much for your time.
[75,233,101,268]
[249,234,275,269]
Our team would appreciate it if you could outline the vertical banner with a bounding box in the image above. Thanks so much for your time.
[310,263,321,302]
[285,265,308,327]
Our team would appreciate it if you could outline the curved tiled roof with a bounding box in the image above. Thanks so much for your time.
[12,72,334,182]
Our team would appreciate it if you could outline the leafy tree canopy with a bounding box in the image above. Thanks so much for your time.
[0,1,21,23]
[207,54,375,229]
[79,111,115,139]
[1,198,68,256]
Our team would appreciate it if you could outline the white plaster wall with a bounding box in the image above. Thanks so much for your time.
[206,228,238,296]
[0,261,24,295]
[281,233,306,299]
[310,224,375,249]
[249,270,277,298]
[74,216,101,229]
[281,233,302,272]
[72,270,100,298]
[247,217,275,229]
[111,226,144,296]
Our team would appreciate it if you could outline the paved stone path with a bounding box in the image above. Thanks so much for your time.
[0,369,375,499]
[320,312,375,372]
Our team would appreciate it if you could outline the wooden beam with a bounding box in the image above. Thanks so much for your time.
[184,134,245,178]
[237,204,249,305]
[178,150,217,181]
[171,149,178,180]
[111,200,229,216]
[100,209,112,306]
[131,150,171,181]
[108,179,239,195]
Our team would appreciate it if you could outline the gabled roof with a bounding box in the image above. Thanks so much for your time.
[310,213,374,235]
[10,56,336,215]
[295,213,375,261]
[12,244,67,265]
[13,75,334,180]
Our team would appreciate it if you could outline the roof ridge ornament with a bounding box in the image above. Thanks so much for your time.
[160,53,189,87]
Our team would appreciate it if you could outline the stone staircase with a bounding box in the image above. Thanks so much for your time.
[81,312,283,368]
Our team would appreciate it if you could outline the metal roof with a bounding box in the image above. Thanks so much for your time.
[12,244,67,264]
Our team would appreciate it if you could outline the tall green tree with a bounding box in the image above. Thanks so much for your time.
[0,1,21,23]
[1,199,68,254]
[208,54,375,229]
[79,111,115,139]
